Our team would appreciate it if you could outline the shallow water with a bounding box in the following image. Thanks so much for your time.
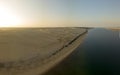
[43,28,120,75]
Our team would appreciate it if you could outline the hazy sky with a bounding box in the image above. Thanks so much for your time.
[0,0,120,27]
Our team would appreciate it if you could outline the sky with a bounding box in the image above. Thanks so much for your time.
[0,0,120,27]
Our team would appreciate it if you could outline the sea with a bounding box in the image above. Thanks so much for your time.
[43,28,120,75]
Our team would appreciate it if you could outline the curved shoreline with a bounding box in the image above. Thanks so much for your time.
[34,29,87,75]
[39,29,88,75]
[0,28,88,75]
[40,29,88,75]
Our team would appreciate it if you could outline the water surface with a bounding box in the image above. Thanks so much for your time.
[43,28,120,75]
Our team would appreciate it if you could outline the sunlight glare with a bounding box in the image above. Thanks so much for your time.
[0,5,22,27]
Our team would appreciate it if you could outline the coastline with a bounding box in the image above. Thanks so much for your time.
[0,28,88,75]
[21,29,88,75]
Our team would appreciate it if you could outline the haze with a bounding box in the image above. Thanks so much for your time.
[0,0,120,27]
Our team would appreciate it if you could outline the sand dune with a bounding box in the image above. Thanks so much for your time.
[0,27,87,75]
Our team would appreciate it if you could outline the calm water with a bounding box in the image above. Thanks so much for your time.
[43,28,120,75]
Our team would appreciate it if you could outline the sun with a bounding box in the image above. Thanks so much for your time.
[0,5,22,27]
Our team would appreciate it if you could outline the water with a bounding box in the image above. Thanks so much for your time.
[43,28,120,75]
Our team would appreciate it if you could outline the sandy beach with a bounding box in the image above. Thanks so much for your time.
[0,27,87,75]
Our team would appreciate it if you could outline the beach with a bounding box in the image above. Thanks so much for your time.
[0,27,87,75]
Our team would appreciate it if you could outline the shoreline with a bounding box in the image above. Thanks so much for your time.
[21,29,88,75]
[42,29,88,75]
[0,28,88,75]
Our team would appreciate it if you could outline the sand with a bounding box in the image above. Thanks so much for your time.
[0,27,87,75]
